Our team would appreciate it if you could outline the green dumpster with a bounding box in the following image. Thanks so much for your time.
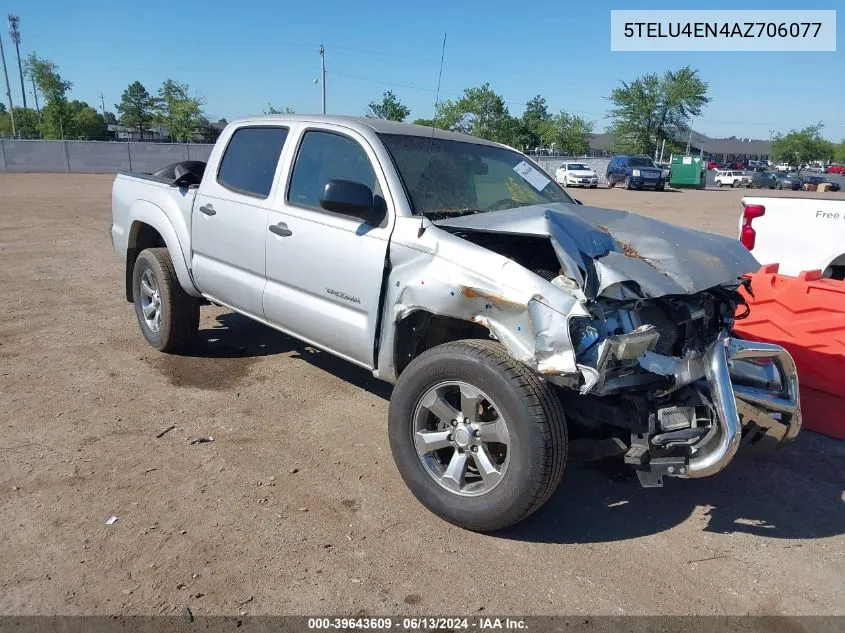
[669,155,706,189]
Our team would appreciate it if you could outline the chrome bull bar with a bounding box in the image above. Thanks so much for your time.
[685,332,801,479]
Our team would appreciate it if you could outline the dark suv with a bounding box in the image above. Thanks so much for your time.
[607,155,666,190]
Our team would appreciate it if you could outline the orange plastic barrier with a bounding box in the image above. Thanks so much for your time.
[733,264,845,440]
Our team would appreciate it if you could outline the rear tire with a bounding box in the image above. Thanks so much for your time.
[775,182,783,190]
[132,247,200,352]
[624,176,632,190]
[388,339,568,532]
[607,175,615,188]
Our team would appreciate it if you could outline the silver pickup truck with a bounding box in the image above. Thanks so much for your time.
[111,115,801,531]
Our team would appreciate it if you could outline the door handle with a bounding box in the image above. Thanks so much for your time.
[199,204,216,216]
[269,223,292,237]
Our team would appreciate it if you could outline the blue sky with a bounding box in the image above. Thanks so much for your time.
[7,0,844,140]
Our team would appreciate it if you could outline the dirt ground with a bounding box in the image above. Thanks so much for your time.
[1,174,843,617]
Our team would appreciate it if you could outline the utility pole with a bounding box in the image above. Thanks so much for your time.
[319,44,326,115]
[0,33,15,136]
[99,93,106,116]
[8,14,26,110]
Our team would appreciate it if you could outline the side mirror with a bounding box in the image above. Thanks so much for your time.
[573,198,583,205]
[319,179,374,217]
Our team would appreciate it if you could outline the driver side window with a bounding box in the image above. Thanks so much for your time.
[287,130,378,210]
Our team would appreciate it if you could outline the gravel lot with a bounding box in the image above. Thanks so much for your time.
[1,174,843,617]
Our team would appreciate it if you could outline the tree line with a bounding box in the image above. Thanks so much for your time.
[3,57,844,164]
[0,54,221,141]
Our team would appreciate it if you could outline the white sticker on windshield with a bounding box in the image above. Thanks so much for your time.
[513,161,551,191]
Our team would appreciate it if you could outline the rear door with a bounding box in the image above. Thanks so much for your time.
[191,125,289,317]
[263,126,394,368]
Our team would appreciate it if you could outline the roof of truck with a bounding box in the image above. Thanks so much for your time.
[227,114,504,147]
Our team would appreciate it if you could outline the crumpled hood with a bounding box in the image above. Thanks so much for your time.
[434,203,761,300]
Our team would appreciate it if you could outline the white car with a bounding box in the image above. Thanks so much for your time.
[555,162,598,188]
[714,170,750,188]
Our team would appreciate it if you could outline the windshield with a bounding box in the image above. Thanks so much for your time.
[566,163,590,170]
[378,133,574,217]
[628,156,656,167]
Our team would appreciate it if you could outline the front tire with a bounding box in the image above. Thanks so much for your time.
[388,339,567,532]
[624,176,632,190]
[132,247,200,352]
[776,182,783,190]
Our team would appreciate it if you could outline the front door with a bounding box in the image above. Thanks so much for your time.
[263,127,393,368]
[191,125,289,317]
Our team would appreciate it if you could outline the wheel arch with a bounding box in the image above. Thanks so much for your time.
[125,201,200,301]
[823,253,845,280]
[393,309,492,378]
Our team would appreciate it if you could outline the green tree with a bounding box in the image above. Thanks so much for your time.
[771,123,833,173]
[154,79,205,141]
[835,140,845,165]
[520,95,550,150]
[71,101,107,139]
[26,53,76,139]
[0,102,6,115]
[539,111,595,155]
[116,81,155,139]
[432,83,514,143]
[365,90,410,121]
[0,107,40,138]
[103,111,118,125]
[607,66,710,156]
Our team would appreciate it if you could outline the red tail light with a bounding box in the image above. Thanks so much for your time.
[740,204,765,250]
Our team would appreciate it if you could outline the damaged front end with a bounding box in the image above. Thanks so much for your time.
[432,203,802,485]
[565,289,801,486]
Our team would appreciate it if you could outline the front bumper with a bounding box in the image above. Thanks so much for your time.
[686,333,801,478]
[631,176,665,188]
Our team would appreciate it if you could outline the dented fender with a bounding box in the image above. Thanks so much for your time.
[374,217,590,383]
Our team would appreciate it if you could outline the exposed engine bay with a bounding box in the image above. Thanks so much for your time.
[430,204,801,487]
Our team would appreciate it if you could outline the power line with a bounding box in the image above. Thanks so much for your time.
[325,69,604,118]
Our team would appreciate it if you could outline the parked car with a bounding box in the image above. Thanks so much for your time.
[707,161,721,170]
[749,164,768,172]
[725,161,746,170]
[750,171,781,189]
[828,164,845,174]
[554,162,598,188]
[606,155,666,190]
[806,165,829,174]
[714,170,751,188]
[776,173,804,190]
[802,175,841,192]
[110,114,801,531]
[740,195,845,278]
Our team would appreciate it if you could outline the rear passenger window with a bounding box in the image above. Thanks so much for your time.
[217,126,289,198]
[288,131,377,209]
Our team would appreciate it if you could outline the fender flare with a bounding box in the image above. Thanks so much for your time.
[126,200,201,298]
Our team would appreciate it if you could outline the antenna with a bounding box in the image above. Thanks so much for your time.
[418,32,447,238]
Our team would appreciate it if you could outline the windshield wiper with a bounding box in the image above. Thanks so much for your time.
[421,208,486,220]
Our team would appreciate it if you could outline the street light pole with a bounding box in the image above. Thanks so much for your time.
[8,14,26,110]
[320,45,326,114]
[0,34,15,136]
